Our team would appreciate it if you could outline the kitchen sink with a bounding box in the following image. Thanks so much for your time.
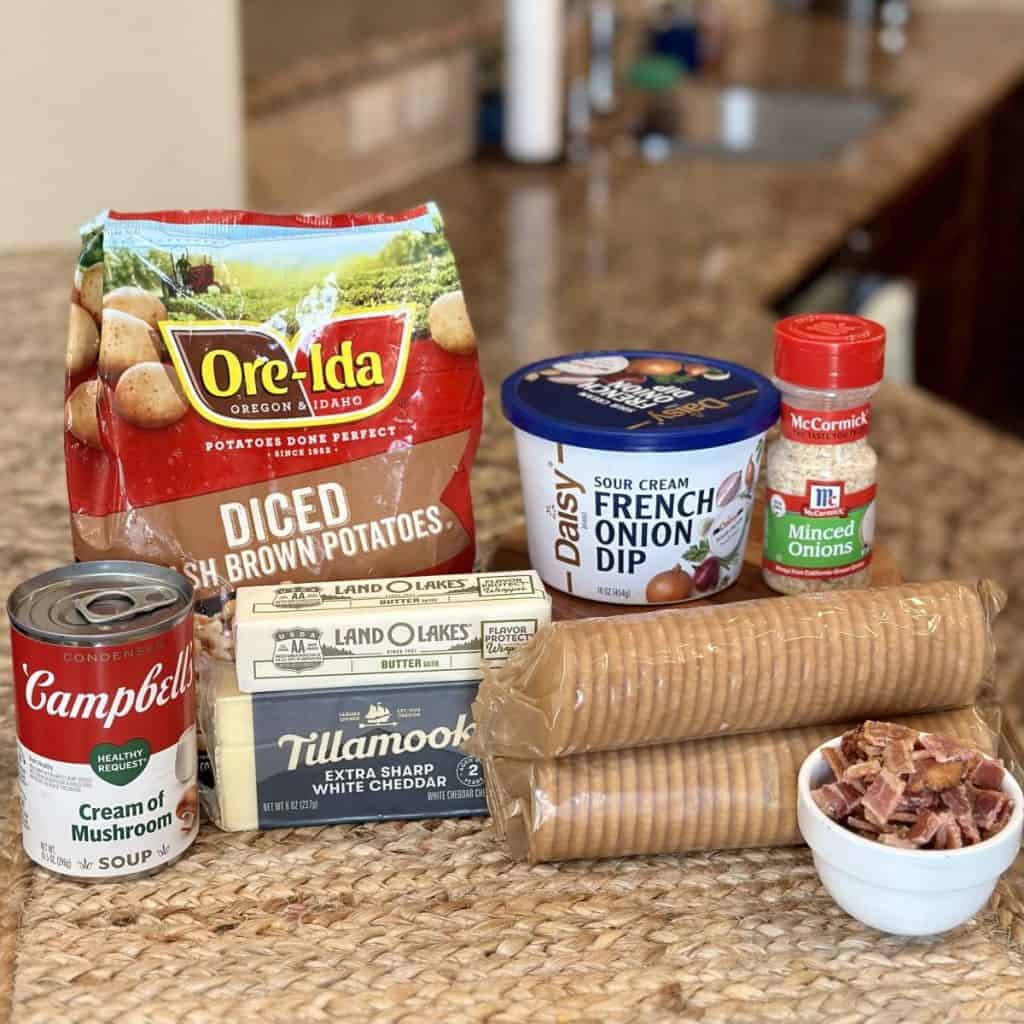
[639,84,902,162]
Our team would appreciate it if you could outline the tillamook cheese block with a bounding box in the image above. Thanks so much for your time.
[471,580,1005,759]
[234,571,551,693]
[200,659,486,831]
[484,707,997,863]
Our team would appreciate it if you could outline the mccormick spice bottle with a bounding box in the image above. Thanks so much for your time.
[762,314,886,594]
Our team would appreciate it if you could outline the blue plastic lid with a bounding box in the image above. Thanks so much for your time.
[502,351,779,452]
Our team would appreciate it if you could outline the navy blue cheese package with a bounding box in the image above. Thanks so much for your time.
[199,659,486,830]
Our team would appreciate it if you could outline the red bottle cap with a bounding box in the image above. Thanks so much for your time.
[774,314,885,390]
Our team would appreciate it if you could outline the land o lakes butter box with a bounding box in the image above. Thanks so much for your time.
[233,570,551,693]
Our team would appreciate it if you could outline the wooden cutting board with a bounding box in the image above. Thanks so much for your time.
[487,502,901,621]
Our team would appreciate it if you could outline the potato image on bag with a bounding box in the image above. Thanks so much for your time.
[99,309,163,380]
[103,286,168,330]
[113,362,188,428]
[428,289,476,354]
[76,263,104,321]
[66,302,100,375]
[65,378,103,449]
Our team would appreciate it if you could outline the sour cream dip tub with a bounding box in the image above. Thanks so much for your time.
[502,352,780,605]
[8,562,197,881]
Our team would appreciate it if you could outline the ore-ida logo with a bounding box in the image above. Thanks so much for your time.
[159,307,412,430]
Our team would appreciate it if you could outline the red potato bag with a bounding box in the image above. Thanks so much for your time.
[64,204,484,652]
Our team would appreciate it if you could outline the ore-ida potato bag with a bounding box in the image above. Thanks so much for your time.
[64,205,484,659]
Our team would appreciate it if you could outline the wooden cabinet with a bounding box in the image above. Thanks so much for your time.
[776,81,1024,431]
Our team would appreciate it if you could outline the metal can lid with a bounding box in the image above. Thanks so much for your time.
[8,561,194,646]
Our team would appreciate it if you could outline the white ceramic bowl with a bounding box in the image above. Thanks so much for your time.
[797,735,1024,936]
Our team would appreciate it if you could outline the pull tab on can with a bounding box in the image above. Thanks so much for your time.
[73,585,180,625]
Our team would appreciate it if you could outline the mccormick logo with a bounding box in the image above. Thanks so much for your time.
[803,480,846,518]
[160,308,412,430]
[271,628,324,672]
[789,410,869,433]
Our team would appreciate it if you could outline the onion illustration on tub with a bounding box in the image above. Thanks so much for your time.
[503,351,780,606]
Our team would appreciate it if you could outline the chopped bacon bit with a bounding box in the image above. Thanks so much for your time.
[863,769,906,827]
[906,758,964,794]
[941,814,964,849]
[883,739,915,775]
[941,786,980,844]
[887,811,919,824]
[822,746,849,779]
[863,721,917,746]
[896,792,938,812]
[919,733,974,763]
[971,758,1005,791]
[842,759,882,782]
[812,723,1014,850]
[907,810,943,846]
[814,782,863,819]
[970,787,1008,831]
[989,798,1014,836]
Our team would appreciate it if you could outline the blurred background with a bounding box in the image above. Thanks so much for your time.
[2,0,1023,432]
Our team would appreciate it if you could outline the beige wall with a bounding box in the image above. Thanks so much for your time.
[0,0,244,250]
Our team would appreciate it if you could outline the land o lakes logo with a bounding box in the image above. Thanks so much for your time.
[272,628,324,672]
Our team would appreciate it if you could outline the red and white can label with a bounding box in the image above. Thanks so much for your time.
[11,619,198,879]
[780,403,871,445]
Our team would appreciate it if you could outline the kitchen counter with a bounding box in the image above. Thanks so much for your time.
[3,7,1024,1023]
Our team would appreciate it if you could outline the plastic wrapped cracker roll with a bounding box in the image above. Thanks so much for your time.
[485,707,998,863]
[471,580,1005,759]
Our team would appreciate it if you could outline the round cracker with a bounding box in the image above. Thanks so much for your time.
[759,598,793,731]
[563,755,589,861]
[698,608,730,738]
[616,748,639,857]
[665,741,686,853]
[577,624,609,754]
[892,584,933,717]
[566,627,595,754]
[848,588,882,719]
[645,611,679,744]
[949,582,979,705]
[688,602,720,741]
[647,744,670,855]
[632,746,656,857]
[712,604,747,742]
[628,612,659,748]
[602,749,625,858]
[692,736,716,851]
[710,735,736,850]
[587,751,613,859]
[531,761,557,862]
[737,733,761,851]
[738,599,775,732]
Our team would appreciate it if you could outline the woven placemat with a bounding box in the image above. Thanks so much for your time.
[3,253,1024,1023]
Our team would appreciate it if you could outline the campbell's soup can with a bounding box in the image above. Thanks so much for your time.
[8,562,197,881]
